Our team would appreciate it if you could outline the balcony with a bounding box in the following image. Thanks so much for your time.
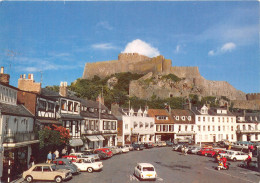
[3,131,38,143]
[236,129,260,134]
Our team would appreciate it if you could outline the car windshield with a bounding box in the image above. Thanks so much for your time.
[143,167,154,171]
[51,165,57,171]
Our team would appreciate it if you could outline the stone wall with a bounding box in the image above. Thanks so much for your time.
[232,100,260,110]
[171,66,201,78]
[18,74,41,94]
[246,93,260,100]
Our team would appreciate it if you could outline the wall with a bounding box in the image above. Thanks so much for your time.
[232,100,260,110]
[246,93,260,100]
[18,79,41,94]
[17,91,37,115]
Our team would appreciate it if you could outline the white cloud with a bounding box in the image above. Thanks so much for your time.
[208,42,236,56]
[92,43,117,50]
[96,21,113,31]
[221,42,236,52]
[122,39,160,57]
[174,45,180,53]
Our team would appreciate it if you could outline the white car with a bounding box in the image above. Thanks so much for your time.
[226,151,249,161]
[120,146,130,153]
[73,158,103,173]
[134,163,157,181]
[125,144,134,151]
[219,150,236,158]
[69,152,99,161]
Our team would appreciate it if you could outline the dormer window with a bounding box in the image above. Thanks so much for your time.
[176,116,179,120]
[157,116,168,120]
[102,109,106,113]
[89,108,94,113]
[68,101,73,111]
[74,103,79,112]
[181,116,185,121]
[188,116,191,121]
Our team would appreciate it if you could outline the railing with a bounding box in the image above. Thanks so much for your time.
[3,132,38,143]
[237,129,260,134]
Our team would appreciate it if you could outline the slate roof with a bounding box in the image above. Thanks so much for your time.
[80,110,117,120]
[0,103,34,117]
[171,109,195,124]
[41,88,81,101]
[191,106,235,116]
[60,113,84,120]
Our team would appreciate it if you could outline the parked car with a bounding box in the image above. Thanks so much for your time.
[188,146,202,154]
[94,148,113,159]
[134,163,157,181]
[70,152,100,161]
[73,158,103,172]
[52,158,80,175]
[81,150,100,161]
[125,144,134,151]
[219,150,237,158]
[62,155,78,162]
[95,151,110,160]
[104,146,122,155]
[132,143,145,150]
[166,141,173,146]
[143,143,153,149]
[226,151,249,161]
[22,163,72,183]
[197,148,213,156]
[161,141,167,147]
[119,146,130,153]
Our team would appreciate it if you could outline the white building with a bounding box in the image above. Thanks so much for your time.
[0,69,37,182]
[191,105,237,144]
[235,111,260,142]
[112,104,155,145]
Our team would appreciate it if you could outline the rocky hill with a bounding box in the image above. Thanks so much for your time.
[83,53,246,101]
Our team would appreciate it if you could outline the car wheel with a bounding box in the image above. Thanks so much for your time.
[25,175,33,183]
[233,158,237,162]
[55,176,62,183]
[87,167,93,173]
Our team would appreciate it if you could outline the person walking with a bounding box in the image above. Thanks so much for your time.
[52,151,56,161]
[54,149,59,159]
[61,147,67,157]
[47,151,52,164]
[29,155,35,168]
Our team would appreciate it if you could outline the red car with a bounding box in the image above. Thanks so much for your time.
[197,148,214,156]
[94,148,113,158]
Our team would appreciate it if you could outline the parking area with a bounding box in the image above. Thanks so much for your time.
[66,147,260,183]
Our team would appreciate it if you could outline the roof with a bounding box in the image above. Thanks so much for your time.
[191,106,235,116]
[171,109,195,124]
[137,163,154,167]
[60,113,84,120]
[147,109,173,124]
[80,110,117,120]
[0,103,34,117]
[41,88,81,101]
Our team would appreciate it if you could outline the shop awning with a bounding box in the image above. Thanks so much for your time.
[96,135,105,141]
[69,139,83,147]
[86,136,99,141]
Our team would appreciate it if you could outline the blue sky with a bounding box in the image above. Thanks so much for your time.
[0,1,259,94]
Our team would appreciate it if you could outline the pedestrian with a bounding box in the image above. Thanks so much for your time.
[184,146,188,155]
[54,149,59,159]
[70,148,75,154]
[47,151,52,164]
[52,151,56,161]
[61,147,67,156]
[29,155,35,168]
[246,153,252,168]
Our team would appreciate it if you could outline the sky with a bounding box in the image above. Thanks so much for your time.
[0,1,259,94]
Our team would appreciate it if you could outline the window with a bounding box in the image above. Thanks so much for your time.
[226,134,228,140]
[38,100,46,110]
[182,116,185,121]
[112,121,116,130]
[95,120,99,130]
[208,117,210,122]
[231,118,233,122]
[125,124,128,130]
[163,125,168,132]
[179,125,181,131]
[218,117,220,122]
[203,117,205,122]
[222,117,224,122]
[256,134,258,140]
[68,101,73,111]
[61,100,66,110]
[89,120,94,130]
[156,125,160,132]
[43,166,51,172]
[47,102,54,112]
[208,126,210,131]
[198,117,200,122]
[74,103,79,112]
[212,126,215,131]
[185,125,188,131]
[198,125,201,131]
[108,121,111,130]
[231,126,233,131]
[203,126,205,131]
[191,125,194,131]
[218,126,220,131]
[103,121,107,130]
[157,116,168,120]
[176,116,179,120]
[169,125,174,132]
[223,126,225,131]
[212,117,214,122]
[188,116,191,121]
[33,166,42,172]
[227,118,229,123]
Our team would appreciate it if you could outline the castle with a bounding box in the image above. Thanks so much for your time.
[83,53,201,79]
[82,53,248,102]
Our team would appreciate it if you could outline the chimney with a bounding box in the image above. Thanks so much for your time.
[23,74,26,79]
[28,74,31,79]
[59,81,67,97]
[0,67,10,85]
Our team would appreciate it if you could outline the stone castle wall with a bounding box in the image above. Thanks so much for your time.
[232,100,260,110]
[82,53,200,80]
[246,93,260,100]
